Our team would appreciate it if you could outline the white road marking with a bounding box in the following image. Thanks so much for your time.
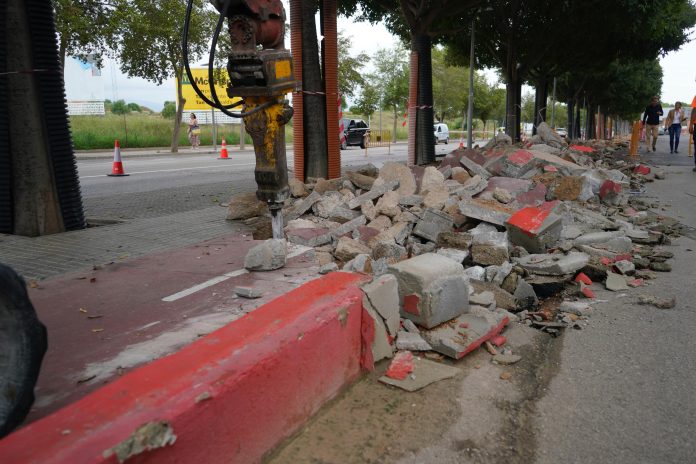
[161,244,312,302]
[80,163,256,179]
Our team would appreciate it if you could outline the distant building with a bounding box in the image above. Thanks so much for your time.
[64,56,105,115]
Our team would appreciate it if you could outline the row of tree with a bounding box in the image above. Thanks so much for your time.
[54,1,696,164]
[339,0,696,164]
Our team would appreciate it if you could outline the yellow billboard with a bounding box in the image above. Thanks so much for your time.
[177,68,241,110]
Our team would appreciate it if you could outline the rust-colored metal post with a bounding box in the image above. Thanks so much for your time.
[407,51,418,167]
[290,0,304,181]
[322,0,340,179]
[629,121,641,157]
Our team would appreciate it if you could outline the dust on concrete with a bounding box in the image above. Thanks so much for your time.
[267,324,564,464]
[266,359,463,464]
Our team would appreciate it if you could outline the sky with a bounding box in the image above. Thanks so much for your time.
[88,14,695,112]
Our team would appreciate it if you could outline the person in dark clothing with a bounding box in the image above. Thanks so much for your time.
[642,96,664,152]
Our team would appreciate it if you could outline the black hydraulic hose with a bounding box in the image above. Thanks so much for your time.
[183,0,279,118]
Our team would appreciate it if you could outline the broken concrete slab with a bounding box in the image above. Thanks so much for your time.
[244,239,287,271]
[364,304,394,363]
[371,241,408,263]
[499,149,538,178]
[379,356,459,391]
[226,191,268,220]
[375,191,401,218]
[398,195,424,207]
[334,237,371,262]
[454,175,489,198]
[347,180,400,210]
[330,215,368,240]
[437,231,473,250]
[285,190,322,221]
[395,331,432,351]
[286,228,332,247]
[362,274,401,337]
[514,279,539,311]
[469,291,496,307]
[346,170,376,190]
[505,206,563,254]
[423,187,450,210]
[419,166,446,194]
[460,155,491,179]
[387,253,469,329]
[378,162,417,196]
[318,263,339,274]
[312,194,345,218]
[451,167,472,184]
[605,271,629,291]
[574,231,632,253]
[412,208,455,242]
[471,228,509,266]
[420,311,509,360]
[469,280,516,310]
[437,247,470,264]
[459,198,514,226]
[514,252,590,276]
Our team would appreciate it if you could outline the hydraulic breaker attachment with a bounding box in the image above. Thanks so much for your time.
[190,0,296,239]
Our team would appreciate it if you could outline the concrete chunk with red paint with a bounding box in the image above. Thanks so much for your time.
[388,253,469,329]
[505,206,563,253]
[500,149,538,178]
[599,179,625,206]
[421,310,509,360]
[633,164,651,175]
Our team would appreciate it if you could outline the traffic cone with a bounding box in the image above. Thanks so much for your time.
[107,140,129,176]
[218,138,229,159]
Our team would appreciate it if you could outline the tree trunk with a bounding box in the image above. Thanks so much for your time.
[567,98,575,139]
[412,33,435,165]
[301,0,327,178]
[533,76,548,135]
[505,77,521,142]
[59,38,66,70]
[392,107,398,143]
[574,101,581,140]
[172,69,184,153]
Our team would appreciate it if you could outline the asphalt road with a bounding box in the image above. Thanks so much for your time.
[77,141,461,219]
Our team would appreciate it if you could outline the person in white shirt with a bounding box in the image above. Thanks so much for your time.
[664,102,687,153]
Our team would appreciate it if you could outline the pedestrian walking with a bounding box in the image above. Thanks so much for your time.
[642,96,664,152]
[689,105,696,171]
[188,113,201,149]
[664,101,687,153]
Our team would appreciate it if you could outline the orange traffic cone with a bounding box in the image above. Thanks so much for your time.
[218,138,229,159]
[107,140,129,176]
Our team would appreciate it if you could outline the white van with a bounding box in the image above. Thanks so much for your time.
[434,123,449,144]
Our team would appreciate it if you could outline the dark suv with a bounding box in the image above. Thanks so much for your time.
[340,118,370,149]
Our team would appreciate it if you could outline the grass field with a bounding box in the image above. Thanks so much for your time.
[69,111,500,150]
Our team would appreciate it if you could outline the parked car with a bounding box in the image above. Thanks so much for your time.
[658,126,666,136]
[555,127,568,138]
[340,118,370,149]
[434,123,449,144]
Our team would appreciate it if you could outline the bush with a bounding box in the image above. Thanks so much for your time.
[127,102,141,112]
[111,100,130,115]
[161,101,176,119]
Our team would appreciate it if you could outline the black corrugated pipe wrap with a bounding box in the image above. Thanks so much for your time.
[413,34,435,165]
[25,0,85,231]
[0,0,13,233]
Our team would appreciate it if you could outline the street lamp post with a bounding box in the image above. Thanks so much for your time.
[466,18,475,149]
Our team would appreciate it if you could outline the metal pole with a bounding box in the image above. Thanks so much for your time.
[467,18,475,149]
[211,107,217,153]
[550,77,557,128]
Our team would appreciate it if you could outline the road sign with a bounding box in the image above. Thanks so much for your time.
[177,68,241,110]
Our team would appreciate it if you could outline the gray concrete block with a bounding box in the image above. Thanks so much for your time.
[388,253,469,329]
[362,274,401,337]
[412,208,454,242]
[514,251,590,276]
[244,239,287,271]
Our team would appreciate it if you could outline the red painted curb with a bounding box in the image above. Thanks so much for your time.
[0,272,371,464]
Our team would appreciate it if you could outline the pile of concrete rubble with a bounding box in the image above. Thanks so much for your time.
[228,123,677,381]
